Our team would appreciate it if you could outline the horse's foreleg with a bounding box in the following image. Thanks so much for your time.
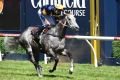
[67,52,74,74]
[49,56,59,73]
[48,49,59,73]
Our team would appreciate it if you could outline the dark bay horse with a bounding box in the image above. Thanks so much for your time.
[18,13,79,77]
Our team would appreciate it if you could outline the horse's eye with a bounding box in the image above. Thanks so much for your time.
[68,18,71,20]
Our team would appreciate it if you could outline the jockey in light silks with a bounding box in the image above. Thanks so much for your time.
[38,4,64,28]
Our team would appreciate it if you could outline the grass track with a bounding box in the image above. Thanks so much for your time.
[0,60,120,80]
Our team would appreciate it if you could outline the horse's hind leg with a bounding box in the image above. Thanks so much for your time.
[27,46,42,77]
[33,61,42,77]
[33,50,43,77]
[48,48,59,73]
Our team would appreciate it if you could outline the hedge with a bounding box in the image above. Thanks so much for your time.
[0,37,5,53]
[112,41,120,58]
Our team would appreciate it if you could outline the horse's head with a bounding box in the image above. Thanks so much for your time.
[65,14,79,31]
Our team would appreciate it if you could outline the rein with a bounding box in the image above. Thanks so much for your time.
[46,18,68,38]
[59,20,67,27]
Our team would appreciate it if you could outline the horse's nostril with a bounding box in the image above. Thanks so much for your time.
[75,27,79,31]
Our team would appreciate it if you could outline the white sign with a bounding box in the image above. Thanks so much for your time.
[31,0,87,16]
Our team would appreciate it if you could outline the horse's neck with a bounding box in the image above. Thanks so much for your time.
[48,20,66,38]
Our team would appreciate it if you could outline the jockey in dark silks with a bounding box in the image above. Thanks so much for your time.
[32,4,64,37]
[38,4,64,28]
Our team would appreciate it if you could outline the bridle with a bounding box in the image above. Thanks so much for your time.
[59,15,72,27]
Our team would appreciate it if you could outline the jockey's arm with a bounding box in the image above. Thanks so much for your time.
[44,19,51,25]
[38,9,51,27]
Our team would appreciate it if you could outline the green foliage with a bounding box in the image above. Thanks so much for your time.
[0,37,5,53]
[112,41,120,58]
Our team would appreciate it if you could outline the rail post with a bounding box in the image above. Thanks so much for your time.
[90,0,100,65]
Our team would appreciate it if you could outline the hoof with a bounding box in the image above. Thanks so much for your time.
[69,70,73,74]
[38,74,43,77]
[49,69,54,73]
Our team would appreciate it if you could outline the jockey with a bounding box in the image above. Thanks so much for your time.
[38,4,64,28]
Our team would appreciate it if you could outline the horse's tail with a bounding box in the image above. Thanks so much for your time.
[4,36,20,53]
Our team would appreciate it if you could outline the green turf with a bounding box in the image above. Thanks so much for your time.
[0,60,120,80]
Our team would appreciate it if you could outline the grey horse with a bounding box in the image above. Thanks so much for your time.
[39,13,79,77]
[18,13,79,77]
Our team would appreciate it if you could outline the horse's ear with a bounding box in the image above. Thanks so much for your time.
[63,13,69,17]
[65,11,70,14]
[64,11,73,16]
[63,13,66,17]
